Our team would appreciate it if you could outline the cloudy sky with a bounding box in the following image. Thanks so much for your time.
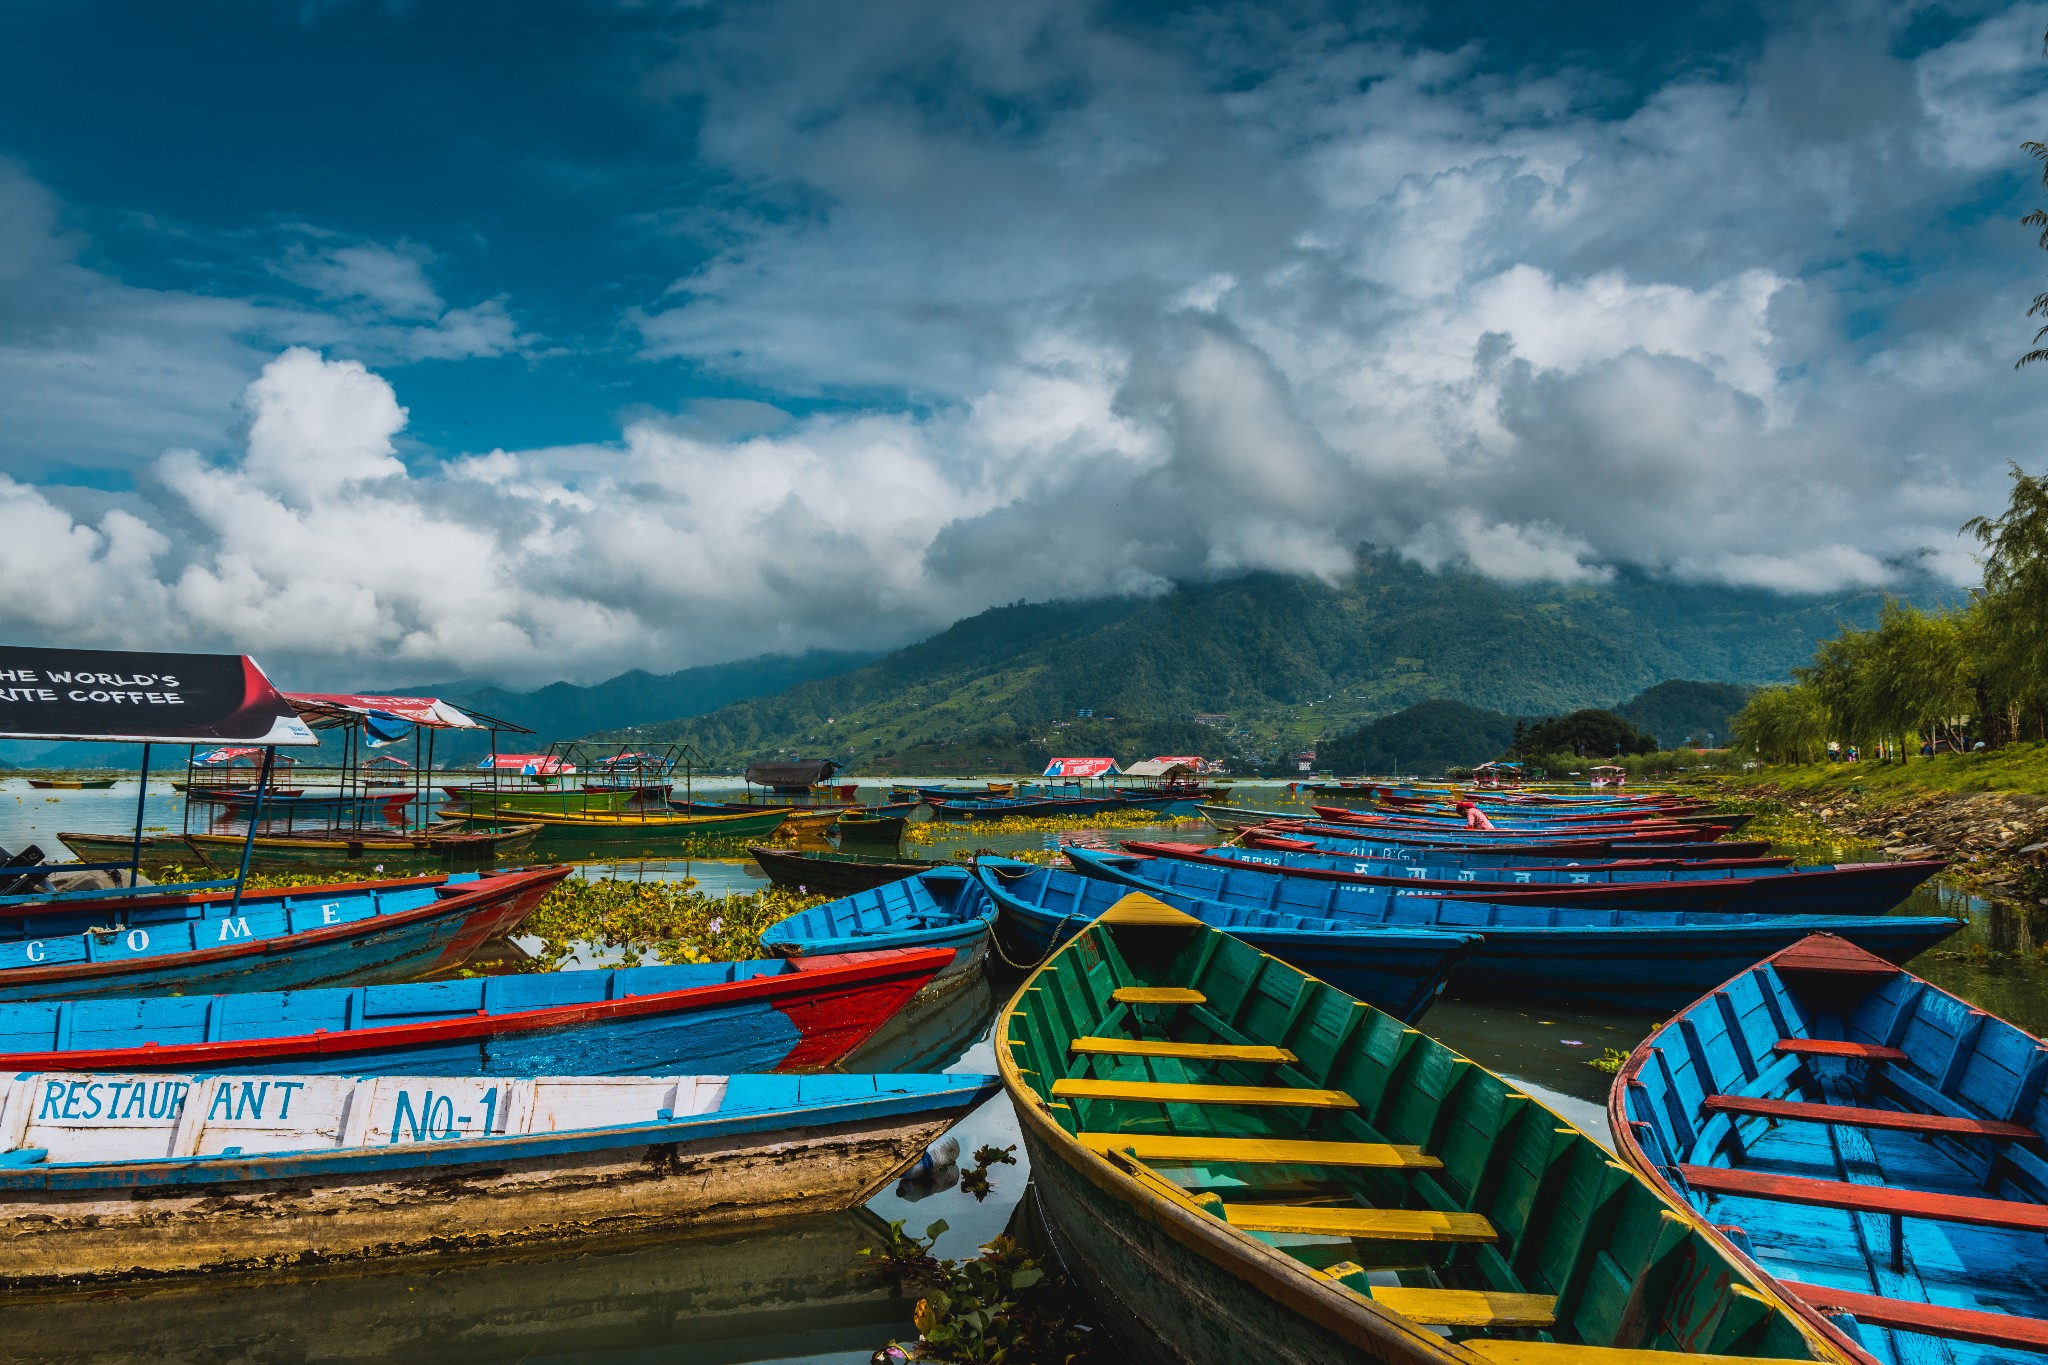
[3,0,2046,686]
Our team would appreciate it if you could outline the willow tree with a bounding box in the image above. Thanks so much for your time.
[1730,683,1827,763]
[1964,464,2048,738]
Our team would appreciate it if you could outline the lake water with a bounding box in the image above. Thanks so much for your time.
[1,777,2042,1361]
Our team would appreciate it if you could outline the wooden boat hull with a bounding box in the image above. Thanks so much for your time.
[1062,848,1963,1011]
[0,867,568,1002]
[1016,1108,1429,1365]
[1131,841,1944,916]
[749,843,940,894]
[1245,830,1792,872]
[26,779,116,790]
[0,947,953,1075]
[0,1073,996,1284]
[1001,897,1844,1363]
[59,825,541,876]
[442,786,637,815]
[975,862,1473,1022]
[1610,934,2048,1363]
[0,1209,909,1364]
[1199,807,1775,860]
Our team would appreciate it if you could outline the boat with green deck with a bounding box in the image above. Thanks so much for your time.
[999,892,1850,1365]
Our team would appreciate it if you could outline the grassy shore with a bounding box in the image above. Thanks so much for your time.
[1705,743,2048,797]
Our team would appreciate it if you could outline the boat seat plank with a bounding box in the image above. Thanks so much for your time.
[1070,1037,1297,1064]
[1364,1285,1556,1328]
[1701,1094,2035,1140]
[1220,1205,1496,1241]
[1464,1345,1818,1364]
[1774,1038,1908,1063]
[1051,1078,1356,1109]
[1781,1279,2048,1351]
[1678,1164,2048,1232]
[1079,1133,1439,1169]
[1112,987,1206,1005]
[1312,1266,1554,1327]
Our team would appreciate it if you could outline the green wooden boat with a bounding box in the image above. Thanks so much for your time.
[59,823,542,876]
[440,785,638,816]
[999,894,1849,1365]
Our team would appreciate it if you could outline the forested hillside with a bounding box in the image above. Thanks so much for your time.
[615,552,1921,772]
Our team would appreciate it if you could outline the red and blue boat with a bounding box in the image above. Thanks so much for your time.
[1060,846,1963,1011]
[0,946,953,1075]
[0,867,569,1001]
[1610,934,2048,1362]
[1121,840,1944,916]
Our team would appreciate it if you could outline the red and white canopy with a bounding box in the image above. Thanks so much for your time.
[287,693,483,729]
[478,753,576,776]
[1043,757,1121,779]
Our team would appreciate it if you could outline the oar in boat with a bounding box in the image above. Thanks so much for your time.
[999,892,1849,1363]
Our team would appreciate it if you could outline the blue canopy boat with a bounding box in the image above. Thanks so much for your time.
[1610,934,2048,1362]
[760,867,997,985]
[0,1067,999,1283]
[971,861,1475,1022]
[0,945,953,1075]
[0,867,569,1002]
[1060,847,1964,1011]
[1122,840,1944,916]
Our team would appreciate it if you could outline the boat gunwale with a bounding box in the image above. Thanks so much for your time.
[0,865,570,987]
[0,1073,1001,1192]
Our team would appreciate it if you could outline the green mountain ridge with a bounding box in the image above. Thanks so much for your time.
[614,551,1926,772]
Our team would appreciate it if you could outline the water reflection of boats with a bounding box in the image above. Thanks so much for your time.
[838,967,996,1074]
[1,1209,911,1364]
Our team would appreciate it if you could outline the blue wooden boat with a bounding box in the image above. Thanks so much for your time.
[0,1067,999,1282]
[0,946,954,1075]
[972,860,1476,1023]
[1199,805,1778,860]
[999,894,1847,1364]
[1611,934,2048,1362]
[760,867,996,985]
[1124,840,1943,916]
[1061,847,1965,1011]
[0,867,569,1001]
[1244,826,1791,870]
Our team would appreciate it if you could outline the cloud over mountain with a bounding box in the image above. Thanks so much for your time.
[2,2,2044,683]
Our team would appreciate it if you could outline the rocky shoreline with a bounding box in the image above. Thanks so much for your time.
[1748,783,2048,900]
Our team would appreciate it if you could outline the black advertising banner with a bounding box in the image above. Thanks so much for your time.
[0,648,319,746]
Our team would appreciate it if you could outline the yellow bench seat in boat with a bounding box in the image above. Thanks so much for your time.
[1070,1037,1297,1064]
[1050,1078,1355,1109]
[1111,986,1207,1005]
[1218,1205,1496,1242]
[1078,1133,1439,1169]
